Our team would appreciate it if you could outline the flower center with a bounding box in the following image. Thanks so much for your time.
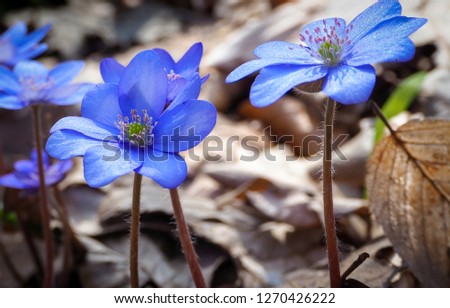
[318,41,341,65]
[20,76,54,91]
[167,69,181,81]
[115,109,154,147]
[19,75,55,101]
[299,18,349,66]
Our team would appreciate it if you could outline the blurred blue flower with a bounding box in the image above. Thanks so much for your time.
[46,50,217,189]
[0,60,93,110]
[0,149,72,190]
[226,0,427,106]
[100,42,208,101]
[0,22,51,67]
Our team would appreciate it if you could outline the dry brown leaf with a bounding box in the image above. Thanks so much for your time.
[239,96,318,156]
[78,235,193,288]
[246,190,320,229]
[367,119,450,287]
[282,237,415,288]
[0,232,44,287]
[184,114,266,176]
[62,185,104,236]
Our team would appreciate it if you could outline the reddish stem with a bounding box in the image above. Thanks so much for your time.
[323,99,341,288]
[32,105,54,288]
[169,188,206,288]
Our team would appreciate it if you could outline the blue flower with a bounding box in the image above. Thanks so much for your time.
[46,50,217,189]
[0,60,93,110]
[226,0,427,106]
[0,149,72,190]
[100,42,208,101]
[0,22,51,67]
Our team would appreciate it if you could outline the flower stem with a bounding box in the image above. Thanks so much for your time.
[322,98,341,288]
[0,148,5,174]
[130,172,142,288]
[31,105,53,288]
[169,188,206,288]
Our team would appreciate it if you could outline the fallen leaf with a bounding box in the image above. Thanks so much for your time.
[78,235,193,287]
[366,118,450,287]
[282,237,405,288]
[239,96,318,157]
[246,190,320,229]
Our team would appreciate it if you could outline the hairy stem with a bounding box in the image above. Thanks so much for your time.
[32,105,53,288]
[323,99,341,288]
[130,172,142,288]
[169,188,206,288]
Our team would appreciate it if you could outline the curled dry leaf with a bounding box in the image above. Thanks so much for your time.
[282,237,401,288]
[366,119,450,287]
[78,235,193,288]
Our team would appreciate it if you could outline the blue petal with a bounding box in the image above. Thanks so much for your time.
[50,116,118,140]
[118,50,168,120]
[2,22,26,44]
[175,42,203,76]
[100,58,125,84]
[0,43,16,66]
[345,17,427,66]
[0,173,29,189]
[0,66,20,94]
[169,74,201,110]
[45,159,73,185]
[13,43,48,64]
[167,78,188,102]
[226,58,320,83]
[13,61,48,78]
[250,64,328,107]
[322,64,376,104]
[46,130,104,160]
[135,149,187,189]
[201,74,209,85]
[347,0,402,49]
[254,41,322,62]
[30,149,50,167]
[153,48,176,72]
[153,99,217,153]
[14,160,35,173]
[17,24,51,51]
[81,84,121,127]
[299,18,347,52]
[0,94,25,110]
[49,61,84,86]
[83,145,141,188]
[46,83,94,105]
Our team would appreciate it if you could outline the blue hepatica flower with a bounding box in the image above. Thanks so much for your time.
[0,22,51,67]
[0,60,93,110]
[0,149,72,190]
[100,42,208,101]
[226,0,427,106]
[46,50,217,189]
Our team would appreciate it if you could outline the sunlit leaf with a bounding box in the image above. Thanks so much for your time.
[367,119,450,287]
[374,71,426,143]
